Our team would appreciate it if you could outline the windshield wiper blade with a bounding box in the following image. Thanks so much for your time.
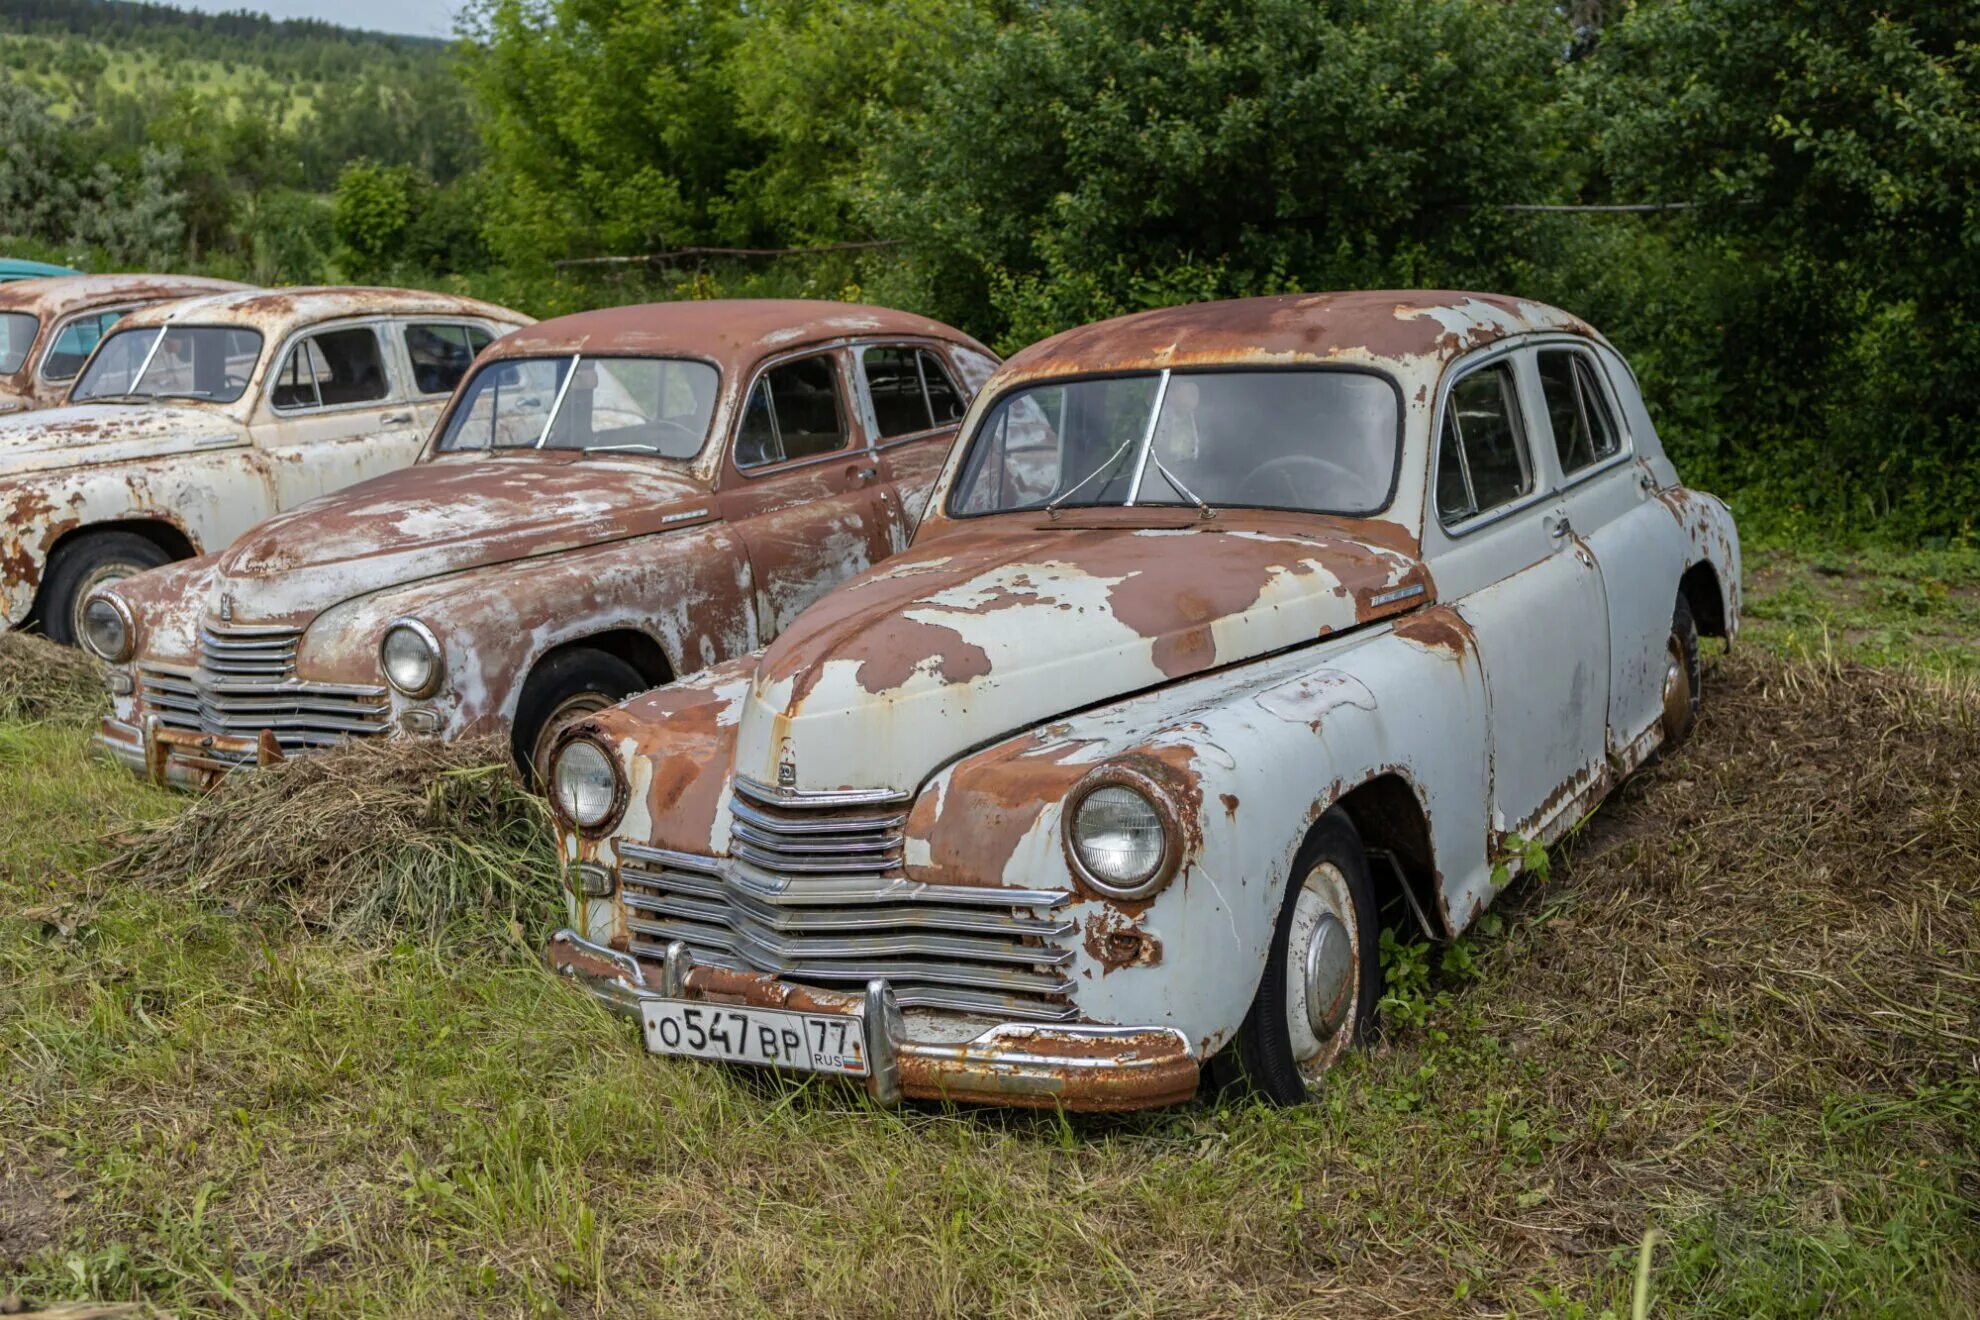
[1148,455,1216,519]
[581,442,661,455]
[1046,435,1138,518]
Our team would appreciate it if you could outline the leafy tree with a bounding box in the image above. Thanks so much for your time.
[1569,0,1980,534]
[864,0,1570,347]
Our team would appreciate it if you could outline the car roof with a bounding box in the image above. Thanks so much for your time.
[113,285,532,334]
[997,290,1606,384]
[485,299,992,370]
[0,274,252,322]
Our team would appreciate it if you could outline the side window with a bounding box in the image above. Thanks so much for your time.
[1436,362,1532,524]
[403,323,491,397]
[1536,349,1622,475]
[42,309,129,381]
[734,354,849,469]
[271,327,391,411]
[861,345,968,440]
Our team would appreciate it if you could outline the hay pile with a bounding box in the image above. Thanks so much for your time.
[96,736,562,941]
[0,632,106,724]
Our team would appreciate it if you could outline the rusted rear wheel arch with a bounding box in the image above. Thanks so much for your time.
[1679,561,1728,640]
[27,516,200,629]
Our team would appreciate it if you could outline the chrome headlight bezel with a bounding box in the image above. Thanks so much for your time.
[80,590,135,663]
[379,618,444,698]
[1063,766,1183,901]
[550,734,627,836]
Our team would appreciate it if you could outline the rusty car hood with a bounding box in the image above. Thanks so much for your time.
[733,512,1431,795]
[0,404,244,477]
[210,452,716,624]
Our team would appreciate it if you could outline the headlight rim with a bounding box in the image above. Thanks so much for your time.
[548,732,628,837]
[1062,765,1184,902]
[379,617,445,699]
[80,589,136,663]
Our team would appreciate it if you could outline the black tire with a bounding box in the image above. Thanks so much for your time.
[1659,594,1703,751]
[39,531,172,647]
[511,647,648,781]
[1212,808,1381,1105]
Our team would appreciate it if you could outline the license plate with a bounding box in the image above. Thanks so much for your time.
[639,999,869,1077]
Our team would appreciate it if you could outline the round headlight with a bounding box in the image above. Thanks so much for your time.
[380,620,443,698]
[552,738,624,832]
[1070,783,1169,896]
[81,594,133,662]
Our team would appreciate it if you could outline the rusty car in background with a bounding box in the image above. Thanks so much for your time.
[543,290,1742,1111]
[0,274,251,415]
[2,285,528,645]
[91,299,998,786]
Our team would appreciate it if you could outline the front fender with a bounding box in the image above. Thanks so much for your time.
[908,612,1495,1058]
[3,453,263,627]
[297,524,761,737]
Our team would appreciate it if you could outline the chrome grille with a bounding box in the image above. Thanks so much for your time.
[137,620,391,763]
[619,779,1079,1020]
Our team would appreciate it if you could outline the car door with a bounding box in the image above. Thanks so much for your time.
[715,347,894,638]
[1427,347,1611,843]
[1535,342,1687,760]
[249,320,426,509]
[856,341,974,551]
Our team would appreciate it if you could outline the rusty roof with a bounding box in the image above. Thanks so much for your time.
[999,290,1603,382]
[0,274,251,321]
[486,299,991,367]
[114,285,531,332]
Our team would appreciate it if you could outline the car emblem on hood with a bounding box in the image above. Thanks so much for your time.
[218,591,234,623]
[777,743,797,788]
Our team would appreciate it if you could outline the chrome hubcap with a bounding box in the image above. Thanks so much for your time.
[1283,860,1360,1084]
[1660,634,1692,741]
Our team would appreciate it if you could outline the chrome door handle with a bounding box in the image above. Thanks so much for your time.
[1546,513,1573,540]
[382,410,413,424]
[848,463,879,485]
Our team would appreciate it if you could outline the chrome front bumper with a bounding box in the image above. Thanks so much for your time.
[544,929,1202,1111]
[98,713,289,789]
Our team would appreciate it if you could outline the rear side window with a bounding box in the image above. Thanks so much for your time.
[42,309,130,381]
[404,323,493,396]
[1436,362,1532,524]
[735,354,849,468]
[272,327,391,411]
[862,346,967,440]
[1536,349,1622,475]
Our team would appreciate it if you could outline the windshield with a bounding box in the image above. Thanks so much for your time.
[0,313,38,376]
[949,369,1400,517]
[435,355,720,457]
[72,325,263,404]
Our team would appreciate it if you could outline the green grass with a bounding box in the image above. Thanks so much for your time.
[1740,541,1980,680]
[1,554,1976,1317]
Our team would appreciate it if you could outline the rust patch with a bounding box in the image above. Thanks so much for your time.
[1391,604,1475,660]
[1082,907,1164,973]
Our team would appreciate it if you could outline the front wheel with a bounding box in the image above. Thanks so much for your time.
[40,531,171,647]
[511,647,648,783]
[1213,808,1381,1104]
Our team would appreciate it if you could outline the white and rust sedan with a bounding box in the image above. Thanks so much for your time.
[543,291,1742,1111]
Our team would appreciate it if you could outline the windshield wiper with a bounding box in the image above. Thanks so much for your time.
[1046,435,1139,518]
[1148,454,1216,519]
[581,442,660,455]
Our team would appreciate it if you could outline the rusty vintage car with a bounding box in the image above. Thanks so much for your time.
[91,299,999,786]
[0,274,253,415]
[2,285,528,645]
[542,290,1743,1111]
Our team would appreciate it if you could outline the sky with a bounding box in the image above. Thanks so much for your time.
[165,0,464,39]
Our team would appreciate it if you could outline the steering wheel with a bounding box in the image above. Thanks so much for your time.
[1239,454,1374,509]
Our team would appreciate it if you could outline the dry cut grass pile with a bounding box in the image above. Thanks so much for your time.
[93,736,561,941]
[0,633,106,725]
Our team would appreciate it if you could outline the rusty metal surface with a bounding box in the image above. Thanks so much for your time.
[0,275,250,413]
[557,289,1743,1110]
[3,286,531,632]
[96,301,993,786]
